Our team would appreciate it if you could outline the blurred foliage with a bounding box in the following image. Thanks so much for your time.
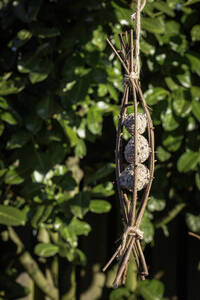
[0,0,200,299]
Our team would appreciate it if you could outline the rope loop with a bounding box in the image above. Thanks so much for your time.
[130,0,146,20]
[123,72,139,86]
[119,226,143,257]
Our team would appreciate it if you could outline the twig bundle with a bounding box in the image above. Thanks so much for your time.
[102,28,155,287]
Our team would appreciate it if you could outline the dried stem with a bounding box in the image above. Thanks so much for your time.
[188,232,200,240]
[113,237,135,288]
[129,83,138,227]
[115,85,129,223]
[135,82,155,227]
[106,38,129,74]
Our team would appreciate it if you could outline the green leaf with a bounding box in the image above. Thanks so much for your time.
[165,21,180,35]
[165,77,179,91]
[186,213,200,233]
[74,139,87,158]
[58,120,79,147]
[185,0,200,4]
[0,78,25,95]
[191,25,200,42]
[69,219,91,236]
[64,76,90,103]
[192,99,200,122]
[109,288,130,300]
[34,243,59,257]
[29,72,48,84]
[25,114,42,133]
[148,197,166,212]
[176,71,191,88]
[4,169,24,185]
[137,279,164,300]
[86,163,115,184]
[142,17,165,34]
[87,107,103,135]
[186,52,200,76]
[162,130,183,152]
[17,29,32,40]
[0,123,5,136]
[191,86,200,100]
[177,151,199,173]
[140,213,154,243]
[31,205,46,228]
[195,170,200,190]
[92,182,114,197]
[0,160,7,177]
[156,146,171,162]
[92,26,106,51]
[111,2,132,22]
[74,248,87,266]
[0,97,9,109]
[33,26,60,39]
[145,87,169,105]
[0,205,26,226]
[36,96,57,120]
[18,55,52,84]
[0,111,18,125]
[173,89,191,117]
[60,225,77,247]
[107,84,118,102]
[97,84,108,97]
[153,1,175,17]
[53,171,77,191]
[70,192,91,218]
[89,200,111,214]
[6,131,31,149]
[140,40,155,56]
[161,102,179,131]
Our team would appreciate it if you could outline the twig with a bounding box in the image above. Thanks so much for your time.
[115,85,130,223]
[188,232,200,240]
[106,38,129,74]
[135,82,155,227]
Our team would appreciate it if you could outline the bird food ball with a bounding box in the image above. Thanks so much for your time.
[124,113,147,135]
[119,163,150,191]
[124,135,150,164]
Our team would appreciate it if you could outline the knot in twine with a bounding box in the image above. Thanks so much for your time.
[123,72,139,86]
[119,226,143,257]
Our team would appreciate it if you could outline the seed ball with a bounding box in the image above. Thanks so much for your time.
[124,113,147,135]
[124,135,150,164]
[119,163,150,191]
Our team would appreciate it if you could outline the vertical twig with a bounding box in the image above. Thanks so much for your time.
[135,83,154,227]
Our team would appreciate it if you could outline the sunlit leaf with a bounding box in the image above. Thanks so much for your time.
[191,25,200,42]
[0,205,26,226]
[34,243,59,257]
[186,213,200,232]
[137,279,164,300]
[177,151,199,173]
[89,200,111,214]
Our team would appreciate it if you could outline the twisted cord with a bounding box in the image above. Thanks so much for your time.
[119,226,143,257]
[130,0,146,78]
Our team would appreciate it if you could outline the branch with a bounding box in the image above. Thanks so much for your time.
[155,203,186,229]
[8,227,58,300]
[188,232,200,240]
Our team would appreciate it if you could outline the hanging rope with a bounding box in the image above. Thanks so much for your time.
[131,0,146,78]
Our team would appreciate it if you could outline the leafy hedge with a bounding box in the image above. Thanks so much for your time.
[0,0,200,299]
